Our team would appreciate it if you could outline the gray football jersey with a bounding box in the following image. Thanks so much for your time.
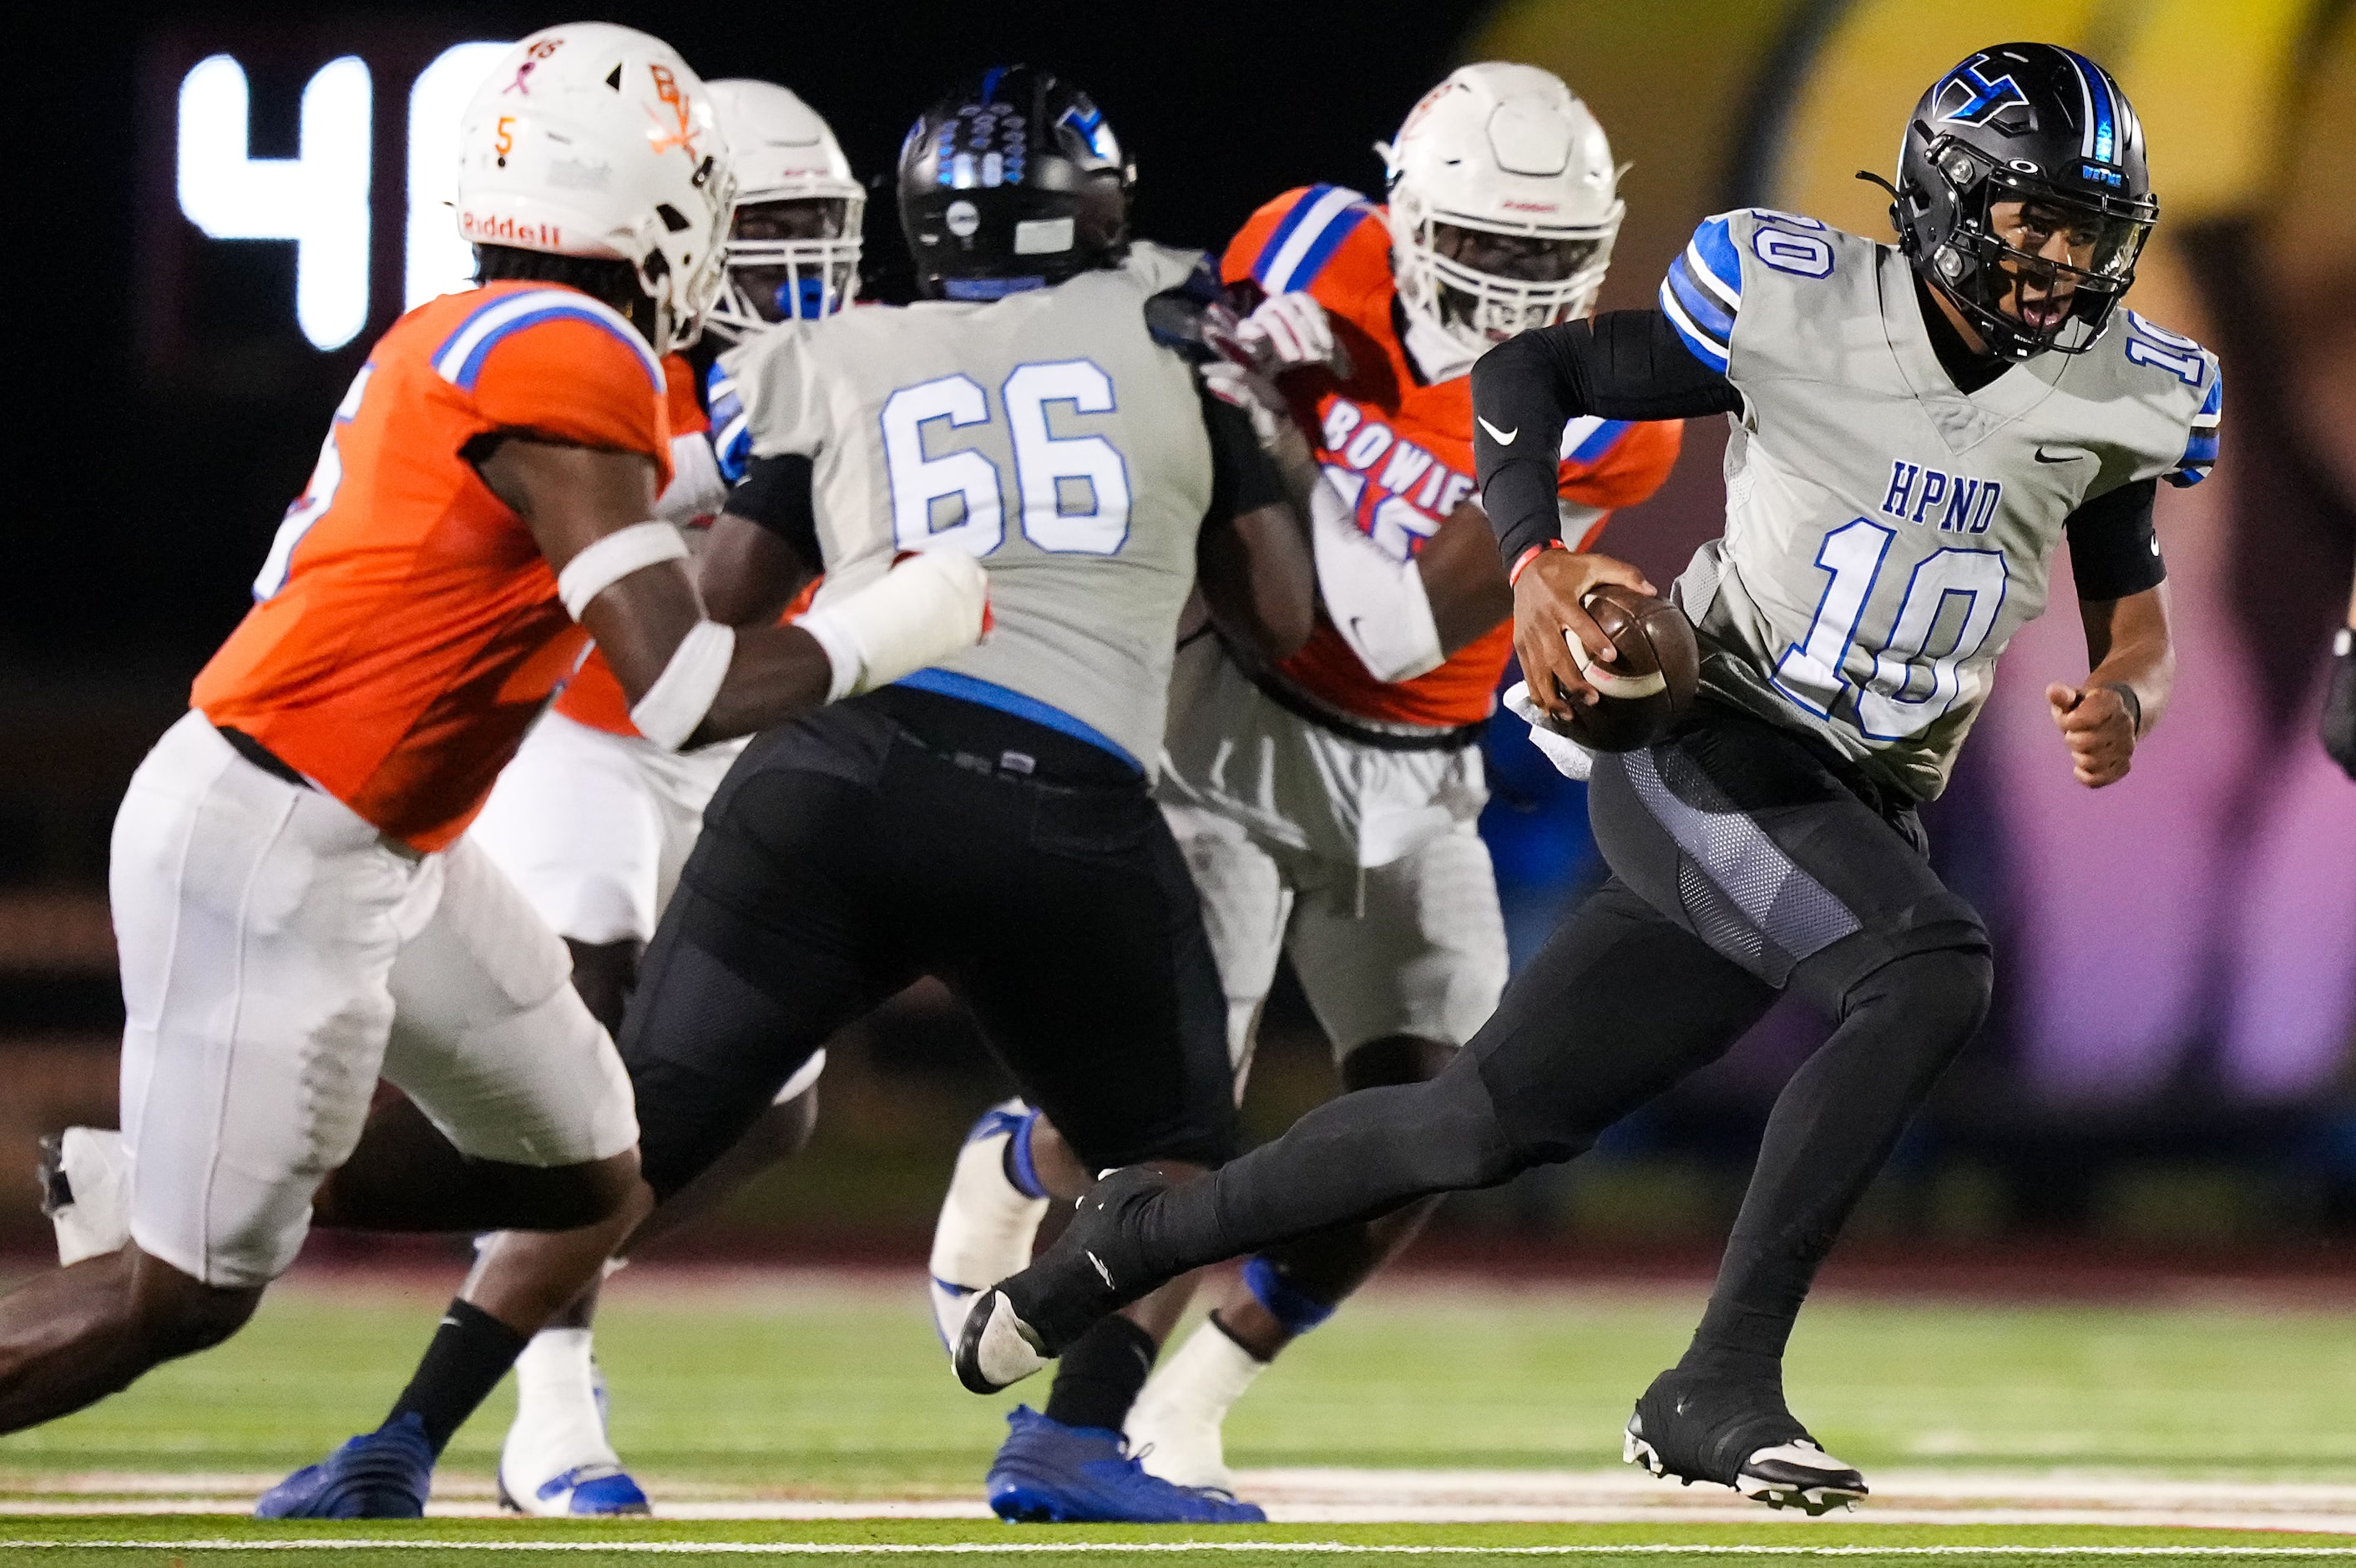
[1656,208,2221,800]
[724,244,1216,770]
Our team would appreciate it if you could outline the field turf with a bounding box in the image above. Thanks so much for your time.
[1,1266,2349,1563]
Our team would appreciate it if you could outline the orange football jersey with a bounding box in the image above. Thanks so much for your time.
[552,352,712,737]
[1223,186,1681,728]
[193,281,674,851]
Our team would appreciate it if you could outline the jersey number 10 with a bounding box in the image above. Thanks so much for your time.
[882,360,1133,558]
[1771,518,2008,740]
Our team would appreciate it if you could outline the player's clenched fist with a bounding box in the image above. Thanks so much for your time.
[1511,546,1654,721]
[2046,681,2139,787]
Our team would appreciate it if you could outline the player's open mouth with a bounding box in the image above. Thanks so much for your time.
[2012,290,2072,332]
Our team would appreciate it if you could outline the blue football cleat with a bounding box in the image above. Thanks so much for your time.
[255,1412,435,1519]
[984,1404,1265,1524]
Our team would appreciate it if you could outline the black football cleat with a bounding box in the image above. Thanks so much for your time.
[952,1165,1172,1395]
[1622,1368,1868,1516]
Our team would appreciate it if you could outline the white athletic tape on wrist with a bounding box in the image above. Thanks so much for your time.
[653,432,729,526]
[556,522,689,620]
[1503,680,1595,781]
[796,550,989,703]
[629,620,736,750]
[1309,474,1444,683]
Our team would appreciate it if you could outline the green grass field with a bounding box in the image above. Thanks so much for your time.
[2,1267,2350,1564]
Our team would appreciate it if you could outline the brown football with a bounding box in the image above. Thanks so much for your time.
[1555,584,1701,753]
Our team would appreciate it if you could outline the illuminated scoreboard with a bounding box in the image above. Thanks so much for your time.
[139,28,516,374]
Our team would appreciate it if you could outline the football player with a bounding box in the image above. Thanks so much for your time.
[254,64,1314,1522]
[462,77,865,1517]
[957,43,2209,1519]
[924,63,1680,1505]
[0,24,986,1453]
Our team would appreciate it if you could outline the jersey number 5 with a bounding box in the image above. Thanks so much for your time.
[253,363,373,600]
[881,360,1133,557]
[1772,518,2009,740]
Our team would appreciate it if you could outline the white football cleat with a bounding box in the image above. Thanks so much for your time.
[928,1100,1050,1354]
[1125,1318,1268,1493]
[41,1127,129,1266]
[497,1329,649,1517]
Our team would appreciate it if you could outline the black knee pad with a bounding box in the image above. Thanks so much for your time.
[1858,943,1995,1045]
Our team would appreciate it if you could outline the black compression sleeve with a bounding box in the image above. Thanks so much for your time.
[2064,477,2164,599]
[1474,311,1740,564]
[1197,386,1288,526]
[726,453,821,572]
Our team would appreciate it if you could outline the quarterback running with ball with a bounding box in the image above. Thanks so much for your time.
[958,43,2213,1517]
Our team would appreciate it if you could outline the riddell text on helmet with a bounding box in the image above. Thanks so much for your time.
[460,212,563,247]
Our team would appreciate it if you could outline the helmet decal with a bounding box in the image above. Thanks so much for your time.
[1933,57,2030,129]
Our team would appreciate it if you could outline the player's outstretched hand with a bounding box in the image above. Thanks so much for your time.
[1199,359,1315,478]
[1236,291,1348,377]
[2046,682,2136,787]
[1514,549,1655,721]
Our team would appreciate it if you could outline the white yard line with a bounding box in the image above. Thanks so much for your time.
[5,1539,2356,1555]
[3,1469,2351,1535]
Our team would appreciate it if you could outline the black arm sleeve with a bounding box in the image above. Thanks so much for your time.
[2064,477,2165,600]
[1473,310,1742,564]
[725,453,821,572]
[1196,386,1289,529]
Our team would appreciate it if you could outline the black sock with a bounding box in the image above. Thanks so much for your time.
[1042,1315,1156,1435]
[385,1298,528,1455]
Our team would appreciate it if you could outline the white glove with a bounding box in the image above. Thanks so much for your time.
[1198,357,1315,479]
[1236,291,1347,376]
[796,550,990,703]
[1504,680,1597,782]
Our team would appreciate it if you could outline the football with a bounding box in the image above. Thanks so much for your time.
[1555,584,1701,752]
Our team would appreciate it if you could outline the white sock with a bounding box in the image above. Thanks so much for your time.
[512,1328,607,1443]
[1141,1318,1269,1427]
[1127,1318,1271,1489]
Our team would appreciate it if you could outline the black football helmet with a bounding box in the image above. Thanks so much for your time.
[1884,43,2158,359]
[897,66,1135,301]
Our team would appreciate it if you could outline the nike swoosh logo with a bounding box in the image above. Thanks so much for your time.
[1477,417,1519,444]
[2034,447,2084,463]
[1084,1250,1115,1289]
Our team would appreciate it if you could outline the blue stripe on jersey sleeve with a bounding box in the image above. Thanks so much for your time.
[1565,417,1632,464]
[1665,253,1735,343]
[432,290,665,393]
[1687,215,1744,305]
[705,361,752,485]
[1657,276,1730,373]
[1251,185,1371,292]
[1250,185,1337,282]
[2166,367,2222,486]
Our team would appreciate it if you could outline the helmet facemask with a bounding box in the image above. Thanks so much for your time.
[708,193,865,339]
[1910,133,2155,360]
[1394,202,1618,353]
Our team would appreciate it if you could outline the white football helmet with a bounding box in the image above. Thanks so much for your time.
[1382,63,1625,357]
[705,79,863,339]
[455,23,736,353]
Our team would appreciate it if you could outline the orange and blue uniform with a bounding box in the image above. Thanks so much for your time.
[192,281,673,851]
[1223,186,1681,728]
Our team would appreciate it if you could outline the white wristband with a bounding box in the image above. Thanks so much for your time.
[628,620,736,750]
[1310,474,1445,683]
[556,522,688,620]
[791,608,865,703]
